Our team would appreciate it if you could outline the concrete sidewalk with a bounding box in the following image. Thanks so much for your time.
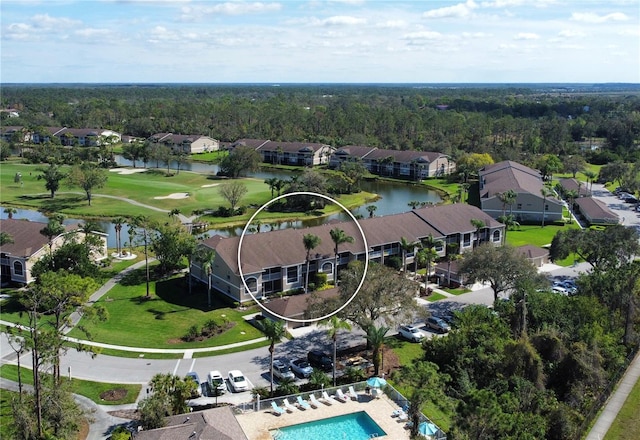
[585,350,640,440]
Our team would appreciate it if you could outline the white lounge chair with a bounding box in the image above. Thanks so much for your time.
[309,393,322,407]
[270,401,285,415]
[283,398,297,412]
[348,386,359,401]
[397,411,408,422]
[296,395,312,410]
[321,391,335,405]
[335,389,349,402]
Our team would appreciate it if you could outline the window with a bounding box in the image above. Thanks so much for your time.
[321,262,333,273]
[545,204,549,211]
[517,203,522,210]
[463,233,471,247]
[13,261,23,276]
[245,277,258,293]
[493,230,500,242]
[286,266,298,283]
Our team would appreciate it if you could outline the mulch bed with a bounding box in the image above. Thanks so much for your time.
[100,388,129,401]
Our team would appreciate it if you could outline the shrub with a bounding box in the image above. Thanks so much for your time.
[315,272,328,287]
[184,324,200,342]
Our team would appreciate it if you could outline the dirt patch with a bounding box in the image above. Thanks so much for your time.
[108,409,140,421]
[100,388,129,402]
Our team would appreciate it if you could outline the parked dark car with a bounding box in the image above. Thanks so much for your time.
[307,350,333,371]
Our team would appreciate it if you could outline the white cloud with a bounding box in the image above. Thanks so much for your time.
[480,0,524,8]
[423,0,478,19]
[514,32,539,40]
[320,15,367,26]
[570,12,629,23]
[619,28,640,37]
[558,29,586,38]
[75,28,112,38]
[462,32,489,38]
[402,31,444,42]
[376,20,407,29]
[195,2,281,15]
[32,13,81,29]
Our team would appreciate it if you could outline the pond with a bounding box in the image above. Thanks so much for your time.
[1,158,442,246]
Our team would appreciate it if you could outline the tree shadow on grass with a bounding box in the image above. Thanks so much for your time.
[155,276,231,312]
[18,194,86,212]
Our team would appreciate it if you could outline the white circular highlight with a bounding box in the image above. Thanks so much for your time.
[237,191,369,323]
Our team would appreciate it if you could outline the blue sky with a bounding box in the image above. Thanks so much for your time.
[1,0,638,83]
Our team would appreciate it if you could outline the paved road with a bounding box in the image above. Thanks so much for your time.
[2,181,638,438]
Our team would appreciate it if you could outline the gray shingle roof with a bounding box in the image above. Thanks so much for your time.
[203,204,498,275]
[479,160,544,198]
[0,219,75,257]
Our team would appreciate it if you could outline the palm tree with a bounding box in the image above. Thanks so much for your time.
[39,220,65,255]
[197,248,216,308]
[460,183,470,203]
[498,189,517,217]
[400,237,418,274]
[420,235,441,278]
[366,325,389,377]
[497,215,519,244]
[264,177,279,199]
[329,228,354,285]
[540,187,554,227]
[3,207,17,219]
[303,234,321,293]
[366,205,377,218]
[169,208,181,218]
[584,170,597,195]
[443,243,461,287]
[470,218,486,248]
[408,200,420,210]
[320,316,352,386]
[262,319,285,395]
[112,217,125,257]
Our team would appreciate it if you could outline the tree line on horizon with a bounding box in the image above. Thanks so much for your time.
[2,85,639,166]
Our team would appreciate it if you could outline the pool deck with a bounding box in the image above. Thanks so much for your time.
[235,392,412,440]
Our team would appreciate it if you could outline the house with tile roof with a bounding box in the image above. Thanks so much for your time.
[0,219,108,285]
[229,139,333,166]
[329,146,455,180]
[148,133,219,154]
[190,204,504,304]
[478,160,563,224]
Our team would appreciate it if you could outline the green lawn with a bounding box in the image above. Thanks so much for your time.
[0,364,140,405]
[603,377,640,440]
[66,274,264,349]
[1,160,377,226]
[505,223,579,248]
[387,336,452,432]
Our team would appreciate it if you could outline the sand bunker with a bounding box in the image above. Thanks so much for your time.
[154,193,190,200]
[201,183,220,188]
[109,168,147,175]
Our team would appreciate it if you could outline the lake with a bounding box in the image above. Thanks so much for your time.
[1,158,442,246]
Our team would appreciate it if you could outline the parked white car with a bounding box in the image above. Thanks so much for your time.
[398,324,427,342]
[207,370,226,395]
[228,370,249,392]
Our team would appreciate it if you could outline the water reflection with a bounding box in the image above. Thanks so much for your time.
[2,158,442,245]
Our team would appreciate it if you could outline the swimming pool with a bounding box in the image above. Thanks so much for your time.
[271,411,386,440]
